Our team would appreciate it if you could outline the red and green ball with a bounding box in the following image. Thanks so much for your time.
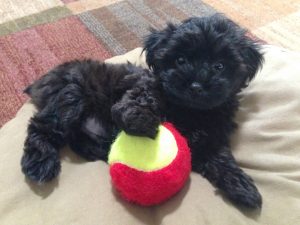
[108,122,191,206]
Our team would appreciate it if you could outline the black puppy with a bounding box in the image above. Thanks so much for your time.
[144,14,263,208]
[21,61,162,183]
[22,14,263,209]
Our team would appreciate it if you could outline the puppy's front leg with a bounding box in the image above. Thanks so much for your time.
[111,73,162,138]
[192,147,262,208]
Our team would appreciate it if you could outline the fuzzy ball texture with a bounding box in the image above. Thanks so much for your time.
[108,122,191,206]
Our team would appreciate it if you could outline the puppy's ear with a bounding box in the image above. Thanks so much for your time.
[143,24,177,70]
[240,41,264,86]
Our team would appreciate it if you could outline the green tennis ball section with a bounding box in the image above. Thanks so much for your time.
[108,124,178,171]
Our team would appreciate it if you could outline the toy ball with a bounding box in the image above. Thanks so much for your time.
[108,122,191,206]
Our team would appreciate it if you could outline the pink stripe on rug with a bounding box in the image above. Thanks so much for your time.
[61,0,78,4]
[35,16,112,62]
[0,16,112,127]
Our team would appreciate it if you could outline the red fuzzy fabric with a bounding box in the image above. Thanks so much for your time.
[110,122,191,206]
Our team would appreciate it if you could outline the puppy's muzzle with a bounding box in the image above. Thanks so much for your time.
[191,82,203,93]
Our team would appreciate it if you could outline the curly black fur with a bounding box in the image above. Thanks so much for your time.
[22,14,263,209]
[21,60,162,183]
[144,14,264,208]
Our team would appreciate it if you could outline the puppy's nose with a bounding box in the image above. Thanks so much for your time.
[190,82,203,93]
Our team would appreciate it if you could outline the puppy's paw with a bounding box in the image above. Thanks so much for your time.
[136,94,159,111]
[112,104,159,139]
[221,172,262,209]
[21,144,61,183]
[124,107,160,138]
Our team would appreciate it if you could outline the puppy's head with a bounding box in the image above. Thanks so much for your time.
[144,14,263,110]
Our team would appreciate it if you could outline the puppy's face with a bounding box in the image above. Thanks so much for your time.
[144,14,263,110]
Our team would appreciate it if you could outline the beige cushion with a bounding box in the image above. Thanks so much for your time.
[1,46,300,225]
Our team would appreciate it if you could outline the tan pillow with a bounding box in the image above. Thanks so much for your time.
[0,46,300,225]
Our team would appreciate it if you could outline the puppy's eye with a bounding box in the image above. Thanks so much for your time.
[213,62,224,71]
[176,57,186,65]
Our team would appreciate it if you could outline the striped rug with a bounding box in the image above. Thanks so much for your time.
[1,0,300,127]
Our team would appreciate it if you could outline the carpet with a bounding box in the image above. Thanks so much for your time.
[1,0,300,127]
